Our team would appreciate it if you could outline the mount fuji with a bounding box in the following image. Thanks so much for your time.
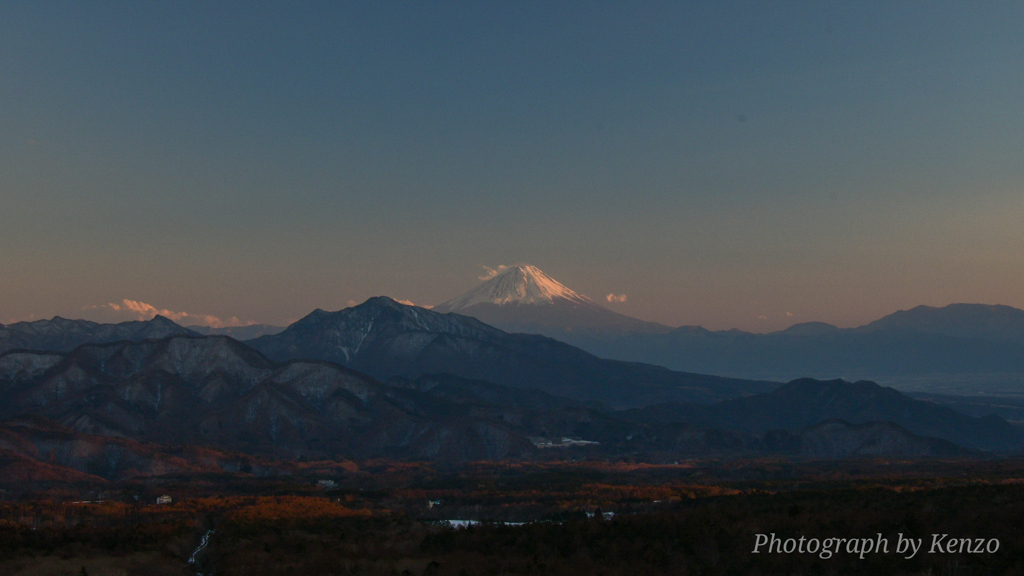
[432,265,670,336]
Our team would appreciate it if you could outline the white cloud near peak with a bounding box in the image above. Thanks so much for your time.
[478,264,511,281]
[87,299,247,328]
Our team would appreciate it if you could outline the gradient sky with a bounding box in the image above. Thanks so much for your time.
[2,2,1023,332]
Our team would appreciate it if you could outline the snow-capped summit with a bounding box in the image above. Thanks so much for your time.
[434,265,593,311]
[433,265,671,336]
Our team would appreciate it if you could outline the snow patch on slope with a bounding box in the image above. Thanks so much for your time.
[435,265,594,311]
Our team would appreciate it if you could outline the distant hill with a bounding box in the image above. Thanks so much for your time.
[858,303,1024,346]
[189,323,284,339]
[0,315,197,354]
[248,296,775,409]
[552,304,1024,383]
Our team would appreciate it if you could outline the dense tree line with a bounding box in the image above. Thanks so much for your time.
[5,462,1024,575]
[202,483,1024,575]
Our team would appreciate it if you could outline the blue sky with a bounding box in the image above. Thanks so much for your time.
[2,2,1023,331]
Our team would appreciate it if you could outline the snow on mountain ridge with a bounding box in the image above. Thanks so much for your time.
[434,265,595,311]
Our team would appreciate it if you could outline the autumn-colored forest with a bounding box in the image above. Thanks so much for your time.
[3,458,1024,575]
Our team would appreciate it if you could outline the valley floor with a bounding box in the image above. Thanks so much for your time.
[3,458,1024,575]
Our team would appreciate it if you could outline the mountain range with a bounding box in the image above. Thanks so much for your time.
[188,323,285,340]
[0,331,1008,486]
[8,266,1024,387]
[3,276,1024,483]
[567,312,1024,382]
[0,335,541,461]
[430,265,1024,384]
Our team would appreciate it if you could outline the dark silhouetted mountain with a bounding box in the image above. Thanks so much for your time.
[554,304,1024,382]
[0,315,198,354]
[248,297,775,408]
[189,323,285,339]
[1,337,1000,469]
[0,336,584,461]
[432,265,671,335]
[0,336,675,463]
[625,378,1022,452]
